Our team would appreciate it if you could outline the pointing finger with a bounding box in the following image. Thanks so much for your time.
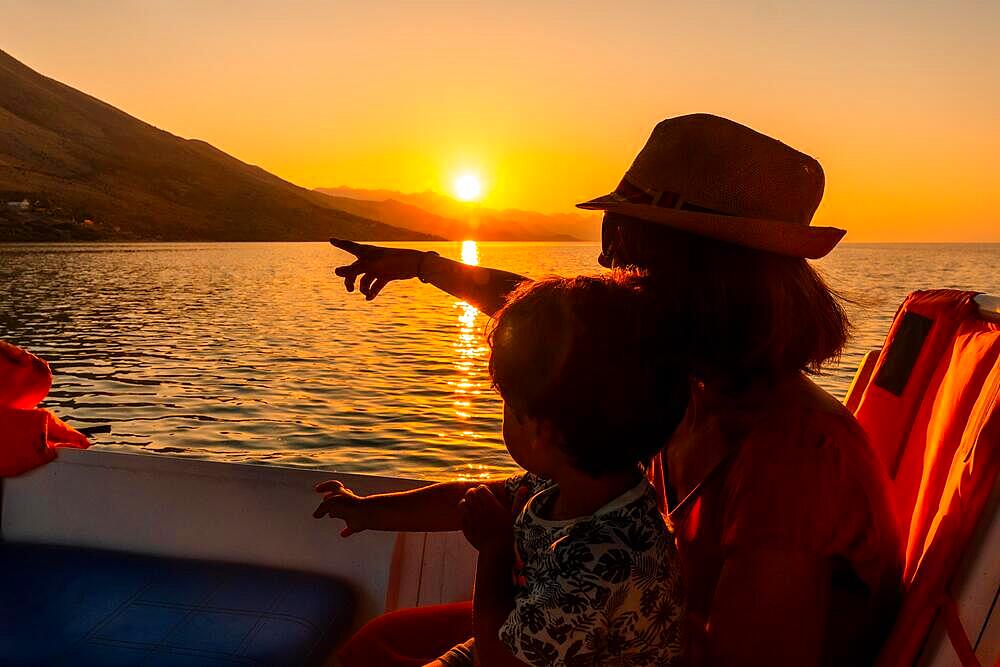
[329,238,371,258]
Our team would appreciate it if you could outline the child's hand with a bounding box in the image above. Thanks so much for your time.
[313,480,369,537]
[459,485,512,552]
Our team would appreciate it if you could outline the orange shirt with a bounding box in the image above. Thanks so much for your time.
[650,374,903,665]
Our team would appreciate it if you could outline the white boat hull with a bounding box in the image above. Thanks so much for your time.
[1,447,478,638]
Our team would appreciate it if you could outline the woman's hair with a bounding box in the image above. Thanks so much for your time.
[605,213,850,384]
[487,272,689,477]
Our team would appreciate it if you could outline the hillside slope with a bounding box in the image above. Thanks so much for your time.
[0,50,432,241]
[316,186,600,241]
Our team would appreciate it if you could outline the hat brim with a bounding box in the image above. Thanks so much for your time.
[577,193,845,259]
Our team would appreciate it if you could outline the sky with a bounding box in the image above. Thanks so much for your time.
[2,0,998,242]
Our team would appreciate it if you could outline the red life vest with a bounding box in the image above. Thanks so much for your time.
[0,341,90,477]
[853,290,1000,667]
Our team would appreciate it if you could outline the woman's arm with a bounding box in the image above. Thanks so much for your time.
[312,478,508,535]
[705,548,830,667]
[420,253,527,316]
[329,239,527,316]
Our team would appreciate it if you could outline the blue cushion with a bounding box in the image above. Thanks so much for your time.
[0,542,355,666]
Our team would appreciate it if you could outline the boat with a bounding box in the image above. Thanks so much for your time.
[1,290,998,666]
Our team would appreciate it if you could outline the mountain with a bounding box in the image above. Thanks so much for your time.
[316,186,601,242]
[0,50,433,242]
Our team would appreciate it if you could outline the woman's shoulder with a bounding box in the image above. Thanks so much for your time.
[718,375,900,569]
[742,373,874,463]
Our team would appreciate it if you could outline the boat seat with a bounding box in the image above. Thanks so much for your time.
[0,541,355,666]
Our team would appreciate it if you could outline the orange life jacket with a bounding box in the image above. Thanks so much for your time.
[0,341,90,477]
[853,290,1000,667]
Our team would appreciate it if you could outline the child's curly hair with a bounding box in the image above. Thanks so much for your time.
[487,271,689,477]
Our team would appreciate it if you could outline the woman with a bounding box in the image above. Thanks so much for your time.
[329,114,902,666]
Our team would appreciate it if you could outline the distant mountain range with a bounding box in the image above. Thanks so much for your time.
[0,49,599,243]
[0,50,432,242]
[315,187,600,242]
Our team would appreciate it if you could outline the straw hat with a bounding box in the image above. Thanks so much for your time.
[577,114,845,259]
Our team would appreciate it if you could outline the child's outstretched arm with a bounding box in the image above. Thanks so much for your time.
[312,479,509,536]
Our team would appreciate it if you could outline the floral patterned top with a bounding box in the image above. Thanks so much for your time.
[499,472,685,666]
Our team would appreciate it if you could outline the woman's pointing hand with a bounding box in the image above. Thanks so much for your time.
[329,238,431,301]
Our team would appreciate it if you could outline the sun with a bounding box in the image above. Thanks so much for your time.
[453,173,483,202]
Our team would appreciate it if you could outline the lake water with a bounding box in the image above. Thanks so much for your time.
[1,242,997,481]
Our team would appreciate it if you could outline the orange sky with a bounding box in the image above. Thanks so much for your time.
[3,1,997,242]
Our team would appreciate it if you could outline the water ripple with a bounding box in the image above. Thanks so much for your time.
[1,241,996,480]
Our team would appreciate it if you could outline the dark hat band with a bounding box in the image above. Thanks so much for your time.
[614,178,732,217]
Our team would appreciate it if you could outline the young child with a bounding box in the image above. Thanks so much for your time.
[313,273,689,666]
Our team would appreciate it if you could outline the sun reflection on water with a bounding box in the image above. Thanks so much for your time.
[460,239,479,266]
[449,241,495,479]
